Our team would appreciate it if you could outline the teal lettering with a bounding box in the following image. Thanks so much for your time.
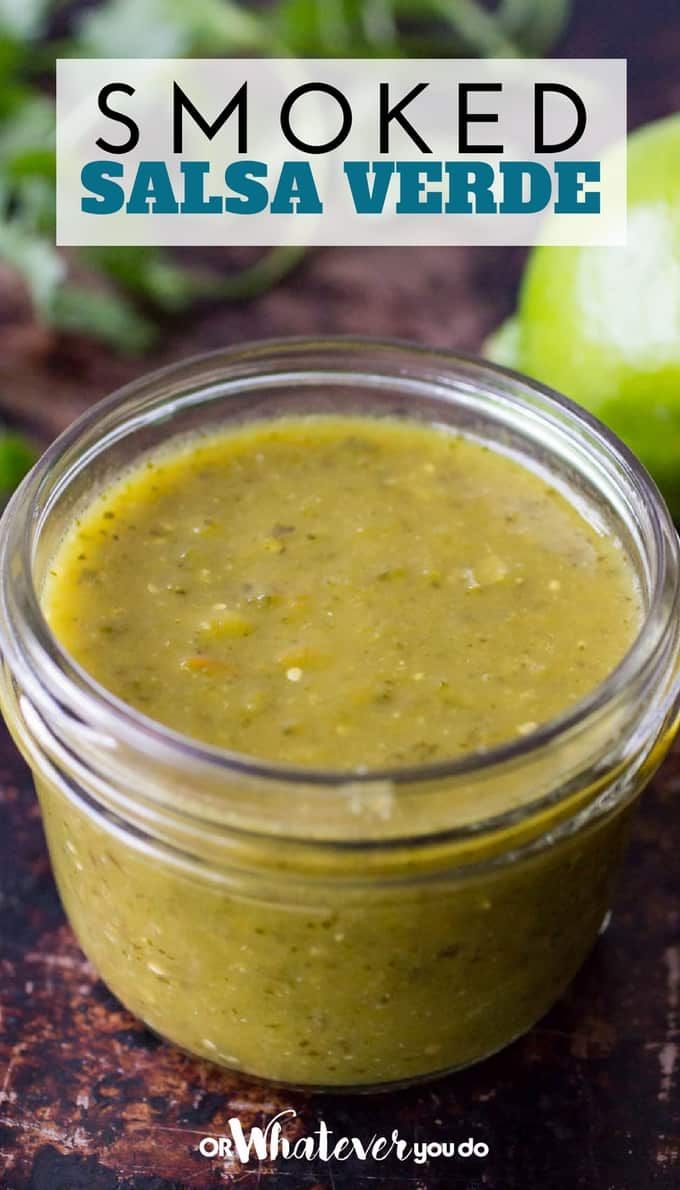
[81,160,124,214]
[126,161,178,214]
[270,161,322,215]
[444,162,497,213]
[344,161,394,214]
[225,160,268,214]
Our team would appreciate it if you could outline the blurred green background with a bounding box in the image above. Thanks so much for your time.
[0,0,573,354]
[0,0,678,513]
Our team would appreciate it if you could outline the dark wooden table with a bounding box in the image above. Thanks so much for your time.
[1,2,679,1186]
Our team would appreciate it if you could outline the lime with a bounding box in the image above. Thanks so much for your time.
[487,113,680,519]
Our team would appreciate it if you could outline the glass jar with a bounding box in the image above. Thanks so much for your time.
[0,339,678,1092]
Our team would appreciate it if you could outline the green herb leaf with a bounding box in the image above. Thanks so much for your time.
[0,94,54,170]
[395,0,519,56]
[86,246,203,313]
[0,0,51,41]
[88,245,308,309]
[48,284,157,354]
[0,220,65,311]
[497,0,571,54]
[0,431,36,494]
[211,246,308,301]
[77,0,270,58]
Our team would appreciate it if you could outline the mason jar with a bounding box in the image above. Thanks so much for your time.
[0,339,677,1091]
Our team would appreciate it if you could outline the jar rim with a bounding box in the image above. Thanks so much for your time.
[1,334,678,803]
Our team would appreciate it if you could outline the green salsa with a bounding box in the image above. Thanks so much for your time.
[44,416,639,769]
[35,415,645,1088]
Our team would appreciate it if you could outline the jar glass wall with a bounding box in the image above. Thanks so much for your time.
[0,339,678,1091]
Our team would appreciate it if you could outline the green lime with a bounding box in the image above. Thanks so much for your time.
[487,113,680,519]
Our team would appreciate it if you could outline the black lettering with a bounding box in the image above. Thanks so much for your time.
[534,83,587,152]
[458,84,503,153]
[95,83,139,155]
[280,83,352,153]
[173,81,247,154]
[379,83,430,154]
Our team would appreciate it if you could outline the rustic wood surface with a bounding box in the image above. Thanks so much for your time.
[1,1,679,1187]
